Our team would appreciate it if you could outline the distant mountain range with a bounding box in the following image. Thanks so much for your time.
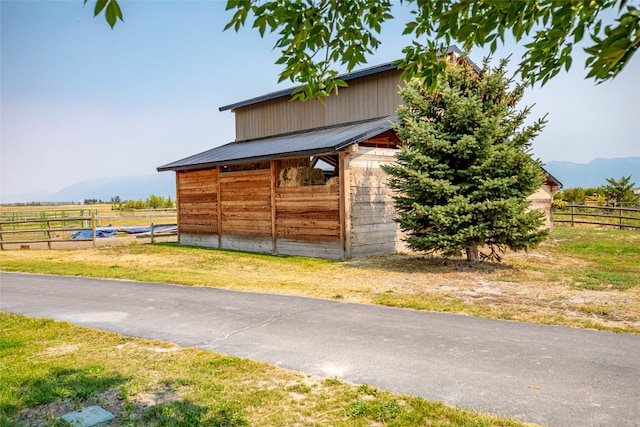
[2,157,638,204]
[544,157,640,189]
[2,174,176,204]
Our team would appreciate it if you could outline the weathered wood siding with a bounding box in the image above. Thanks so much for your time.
[345,147,557,257]
[234,69,404,141]
[348,146,406,258]
[176,170,218,236]
[527,184,555,229]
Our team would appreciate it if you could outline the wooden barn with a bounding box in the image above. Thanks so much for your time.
[158,54,562,259]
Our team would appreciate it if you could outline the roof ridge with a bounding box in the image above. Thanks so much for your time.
[232,116,393,144]
[219,46,474,112]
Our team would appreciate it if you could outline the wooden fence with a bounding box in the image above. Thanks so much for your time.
[0,212,177,249]
[0,216,96,249]
[553,204,640,229]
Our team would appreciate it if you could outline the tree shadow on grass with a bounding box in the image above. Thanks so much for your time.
[143,400,248,427]
[2,366,127,426]
[3,367,249,427]
[343,253,515,275]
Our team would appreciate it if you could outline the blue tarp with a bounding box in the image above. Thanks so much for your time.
[72,229,118,239]
[72,225,176,239]
[121,225,175,234]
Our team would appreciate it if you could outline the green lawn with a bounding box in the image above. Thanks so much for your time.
[0,313,530,426]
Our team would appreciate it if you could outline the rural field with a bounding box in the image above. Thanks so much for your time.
[0,204,176,249]
[1,226,638,426]
[1,204,128,223]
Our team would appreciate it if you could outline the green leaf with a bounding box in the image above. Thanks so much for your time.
[104,0,123,29]
[334,79,348,88]
[403,21,418,35]
[572,24,585,44]
[225,0,243,11]
[94,0,107,16]
[564,55,572,71]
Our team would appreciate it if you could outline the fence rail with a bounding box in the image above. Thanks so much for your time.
[0,208,177,223]
[0,212,177,249]
[0,216,96,249]
[553,204,640,229]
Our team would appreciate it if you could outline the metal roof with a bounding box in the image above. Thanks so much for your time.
[157,117,395,172]
[218,62,399,112]
[541,168,563,189]
[219,46,472,112]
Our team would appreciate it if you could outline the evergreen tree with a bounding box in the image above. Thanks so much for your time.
[603,175,637,205]
[382,58,548,262]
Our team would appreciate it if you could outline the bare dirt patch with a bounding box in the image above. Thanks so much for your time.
[15,385,192,427]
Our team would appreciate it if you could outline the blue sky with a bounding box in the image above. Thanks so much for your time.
[1,0,639,199]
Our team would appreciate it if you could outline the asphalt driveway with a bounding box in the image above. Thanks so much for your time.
[1,272,639,426]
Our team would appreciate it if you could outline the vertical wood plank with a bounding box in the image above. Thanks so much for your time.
[46,219,51,249]
[91,213,96,248]
[339,151,352,259]
[270,160,277,254]
[216,167,222,248]
[619,207,623,230]
[344,150,352,259]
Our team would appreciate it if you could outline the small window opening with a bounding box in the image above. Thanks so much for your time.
[221,161,270,172]
[277,155,339,187]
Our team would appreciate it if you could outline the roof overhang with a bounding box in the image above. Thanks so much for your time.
[542,167,563,189]
[157,117,396,172]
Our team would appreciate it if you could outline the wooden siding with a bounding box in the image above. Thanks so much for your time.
[234,69,404,141]
[176,170,218,235]
[527,184,555,229]
[175,149,556,259]
[176,162,342,258]
[346,146,557,257]
[348,146,406,258]
[275,185,341,242]
[220,169,272,238]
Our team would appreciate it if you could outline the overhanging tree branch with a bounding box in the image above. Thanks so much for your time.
[87,0,639,100]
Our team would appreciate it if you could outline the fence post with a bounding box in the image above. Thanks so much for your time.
[92,214,96,247]
[0,223,4,250]
[46,219,52,249]
[570,204,575,227]
[619,207,623,230]
[150,215,155,244]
